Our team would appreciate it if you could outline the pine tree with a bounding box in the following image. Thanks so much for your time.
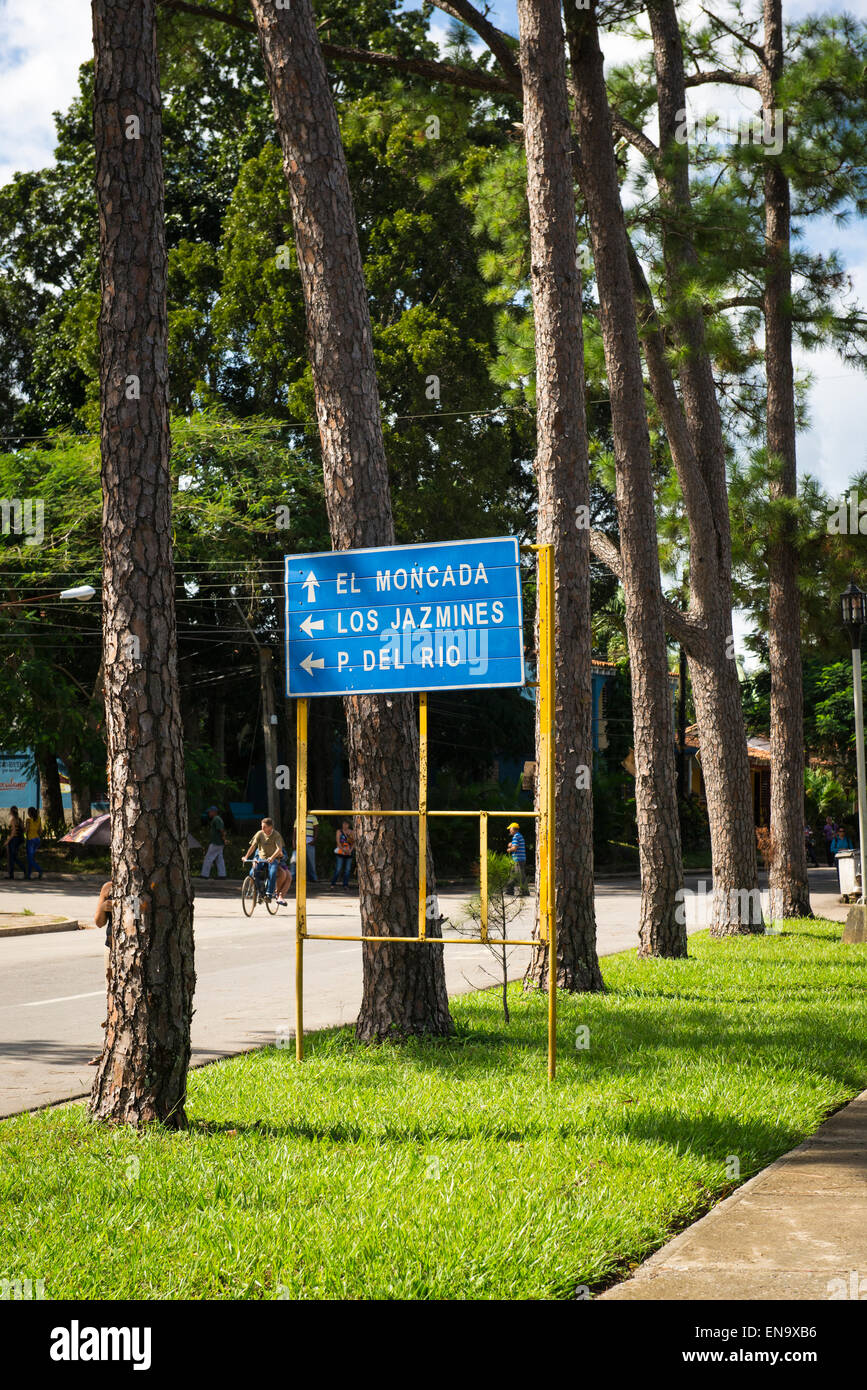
[249,0,453,1039]
[89,0,196,1127]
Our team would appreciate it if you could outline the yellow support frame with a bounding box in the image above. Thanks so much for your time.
[538,541,557,1081]
[292,543,557,1077]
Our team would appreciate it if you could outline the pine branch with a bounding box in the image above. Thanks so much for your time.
[683,69,760,91]
[157,0,517,95]
[158,0,254,32]
[589,530,706,653]
[661,598,706,653]
[698,6,766,65]
[430,0,522,90]
[320,43,515,95]
[611,111,659,164]
[589,528,623,582]
[703,296,764,314]
[625,238,719,631]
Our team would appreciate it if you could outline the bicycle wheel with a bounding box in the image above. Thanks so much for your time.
[264,891,278,915]
[241,876,257,917]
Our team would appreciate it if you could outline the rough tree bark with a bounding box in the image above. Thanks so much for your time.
[69,774,91,827]
[37,751,65,831]
[517,0,603,991]
[250,0,452,1039]
[566,0,685,958]
[760,0,811,919]
[418,0,755,939]
[89,0,195,1127]
[68,659,105,827]
[258,645,279,825]
[211,696,226,776]
[644,0,762,935]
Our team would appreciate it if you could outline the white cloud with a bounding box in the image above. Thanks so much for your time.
[0,0,92,186]
[796,350,867,495]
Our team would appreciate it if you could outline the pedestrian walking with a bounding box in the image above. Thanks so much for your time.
[24,806,43,880]
[200,805,227,879]
[823,815,838,866]
[506,821,527,896]
[804,824,818,868]
[831,826,853,854]
[330,819,355,889]
[5,806,24,879]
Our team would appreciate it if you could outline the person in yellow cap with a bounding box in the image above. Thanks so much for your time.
[506,821,527,896]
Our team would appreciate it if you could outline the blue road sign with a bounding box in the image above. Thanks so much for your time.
[285,537,525,697]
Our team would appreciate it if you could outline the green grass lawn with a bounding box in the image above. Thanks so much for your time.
[2,919,865,1300]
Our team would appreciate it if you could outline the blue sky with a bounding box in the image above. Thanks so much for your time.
[0,0,864,506]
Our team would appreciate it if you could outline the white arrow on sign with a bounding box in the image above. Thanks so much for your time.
[302,571,320,604]
[300,652,325,676]
[300,614,325,639]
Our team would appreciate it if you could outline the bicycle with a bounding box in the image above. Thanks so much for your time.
[241,855,279,918]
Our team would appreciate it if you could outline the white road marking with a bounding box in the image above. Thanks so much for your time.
[21,990,104,1007]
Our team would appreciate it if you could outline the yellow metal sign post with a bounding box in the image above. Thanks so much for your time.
[538,541,557,1080]
[292,543,556,1076]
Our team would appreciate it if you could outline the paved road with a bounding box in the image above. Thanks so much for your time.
[0,868,847,1118]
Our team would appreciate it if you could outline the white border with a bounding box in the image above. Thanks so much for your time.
[284,537,526,698]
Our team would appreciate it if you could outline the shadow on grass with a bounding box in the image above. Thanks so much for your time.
[189,986,867,1159]
[774,929,848,941]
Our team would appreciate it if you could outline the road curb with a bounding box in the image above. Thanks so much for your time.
[0,917,81,938]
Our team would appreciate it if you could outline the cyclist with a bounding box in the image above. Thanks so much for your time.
[242,817,285,902]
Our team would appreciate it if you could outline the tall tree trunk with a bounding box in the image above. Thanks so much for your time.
[211,697,226,776]
[647,0,762,935]
[761,0,811,919]
[422,0,758,934]
[307,698,332,815]
[566,0,685,958]
[517,0,603,992]
[278,677,297,832]
[259,646,279,825]
[677,645,688,801]
[68,770,91,826]
[71,656,106,824]
[89,0,195,1127]
[37,750,64,831]
[250,0,452,1038]
[182,699,199,747]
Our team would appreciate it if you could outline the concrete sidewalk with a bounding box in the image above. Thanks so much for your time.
[601,1088,867,1301]
[0,912,79,937]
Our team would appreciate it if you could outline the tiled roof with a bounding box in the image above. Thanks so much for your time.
[746,735,771,761]
[682,724,772,762]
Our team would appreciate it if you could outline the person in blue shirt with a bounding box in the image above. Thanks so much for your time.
[506,821,527,896]
[831,827,853,854]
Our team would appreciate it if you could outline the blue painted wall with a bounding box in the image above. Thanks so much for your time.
[0,750,73,813]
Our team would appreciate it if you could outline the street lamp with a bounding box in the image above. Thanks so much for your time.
[841,581,867,907]
[59,585,96,602]
[0,584,96,611]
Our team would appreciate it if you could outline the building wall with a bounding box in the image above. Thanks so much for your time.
[0,750,73,819]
